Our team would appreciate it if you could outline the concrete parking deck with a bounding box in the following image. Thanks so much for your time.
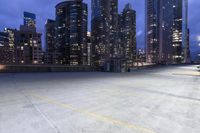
[0,65,199,133]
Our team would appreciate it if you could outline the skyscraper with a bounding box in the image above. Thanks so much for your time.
[55,0,88,66]
[24,12,36,28]
[45,19,56,64]
[172,0,183,63]
[119,3,137,66]
[0,32,10,64]
[15,26,43,64]
[15,12,43,64]
[183,0,190,63]
[4,28,17,64]
[87,32,92,66]
[159,0,174,63]
[145,0,160,63]
[110,0,119,58]
[146,0,183,64]
[45,19,55,53]
[91,0,111,67]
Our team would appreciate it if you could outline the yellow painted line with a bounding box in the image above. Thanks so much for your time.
[172,73,200,76]
[31,93,157,133]
[172,70,200,76]
[100,88,136,97]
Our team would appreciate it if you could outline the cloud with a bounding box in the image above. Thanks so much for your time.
[136,30,143,36]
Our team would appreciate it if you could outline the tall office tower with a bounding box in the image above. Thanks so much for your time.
[15,26,43,64]
[45,19,55,53]
[4,28,17,64]
[172,0,183,64]
[119,3,136,66]
[110,0,119,58]
[87,32,92,66]
[183,0,190,63]
[55,0,88,66]
[45,19,55,64]
[145,0,161,63]
[0,32,10,64]
[13,12,43,64]
[185,28,190,62]
[91,0,110,67]
[159,0,174,63]
[24,12,36,28]
[146,0,183,64]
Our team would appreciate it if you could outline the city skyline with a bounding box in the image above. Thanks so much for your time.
[1,1,200,133]
[0,0,199,61]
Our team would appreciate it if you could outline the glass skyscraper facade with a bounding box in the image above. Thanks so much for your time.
[55,0,88,66]
[45,19,55,53]
[119,3,136,66]
[110,0,119,58]
[146,0,183,64]
[146,0,160,63]
[91,0,111,67]
[0,32,10,64]
[172,0,183,63]
[183,0,190,63]
[23,12,36,28]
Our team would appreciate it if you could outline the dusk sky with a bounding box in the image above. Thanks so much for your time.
[0,0,200,60]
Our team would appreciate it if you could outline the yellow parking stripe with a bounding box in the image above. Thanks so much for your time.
[31,93,157,133]
[172,70,200,76]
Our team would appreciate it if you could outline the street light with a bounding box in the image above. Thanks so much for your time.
[0,65,6,70]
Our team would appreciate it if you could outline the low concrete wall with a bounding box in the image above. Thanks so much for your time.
[0,65,100,73]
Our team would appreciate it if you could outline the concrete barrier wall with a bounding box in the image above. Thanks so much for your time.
[0,65,100,73]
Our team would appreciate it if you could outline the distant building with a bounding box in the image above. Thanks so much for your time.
[159,0,174,64]
[87,32,92,66]
[0,32,10,64]
[183,0,190,63]
[24,12,36,28]
[110,0,119,58]
[45,19,56,64]
[172,0,183,63]
[119,3,136,66]
[146,0,183,64]
[0,12,43,65]
[92,0,111,67]
[3,28,17,64]
[14,25,43,64]
[55,0,88,66]
[145,0,160,63]
[45,19,55,53]
[12,12,43,65]
[185,28,190,63]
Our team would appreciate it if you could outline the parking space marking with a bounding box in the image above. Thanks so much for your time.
[172,71,200,76]
[30,93,157,133]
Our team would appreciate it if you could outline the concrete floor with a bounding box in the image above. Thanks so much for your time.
[0,65,199,133]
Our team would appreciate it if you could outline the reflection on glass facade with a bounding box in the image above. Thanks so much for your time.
[55,0,88,66]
